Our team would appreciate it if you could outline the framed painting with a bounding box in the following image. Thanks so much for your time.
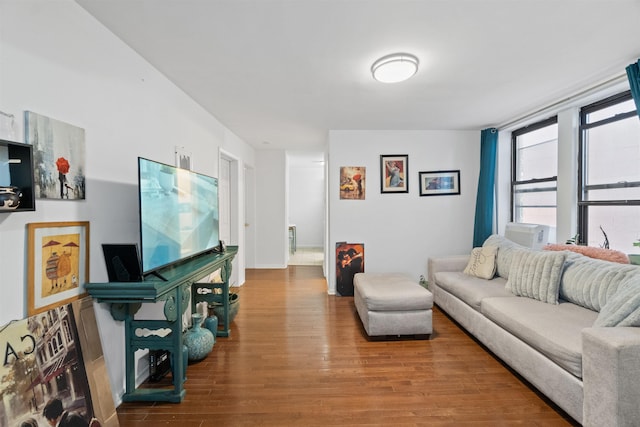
[25,111,86,200]
[419,170,461,196]
[27,221,90,316]
[380,154,408,193]
[339,166,365,200]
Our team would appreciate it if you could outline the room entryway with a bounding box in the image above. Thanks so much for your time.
[288,246,323,266]
[287,151,325,269]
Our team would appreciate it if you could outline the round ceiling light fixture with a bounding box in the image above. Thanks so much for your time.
[371,53,419,83]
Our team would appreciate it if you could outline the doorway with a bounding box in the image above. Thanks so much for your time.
[287,151,325,267]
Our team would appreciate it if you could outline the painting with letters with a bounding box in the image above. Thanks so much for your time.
[0,299,118,427]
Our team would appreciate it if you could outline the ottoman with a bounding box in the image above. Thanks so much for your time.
[353,272,433,338]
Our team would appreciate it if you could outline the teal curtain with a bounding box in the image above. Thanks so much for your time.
[627,60,640,118]
[473,128,498,247]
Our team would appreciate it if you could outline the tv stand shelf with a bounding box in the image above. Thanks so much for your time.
[86,246,238,403]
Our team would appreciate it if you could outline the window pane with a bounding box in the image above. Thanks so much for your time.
[515,207,556,228]
[585,205,640,253]
[514,182,556,227]
[515,123,558,181]
[585,116,640,186]
[584,186,640,201]
[586,99,636,123]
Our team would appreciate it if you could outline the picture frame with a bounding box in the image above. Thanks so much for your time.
[380,154,408,193]
[419,170,461,196]
[27,221,90,315]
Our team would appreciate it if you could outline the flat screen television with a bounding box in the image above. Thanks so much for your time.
[138,157,219,276]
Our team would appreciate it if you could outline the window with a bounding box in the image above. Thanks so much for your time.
[511,117,558,233]
[578,91,640,252]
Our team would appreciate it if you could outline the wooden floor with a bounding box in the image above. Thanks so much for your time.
[117,266,578,426]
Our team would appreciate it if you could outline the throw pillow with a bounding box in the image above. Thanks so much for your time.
[463,246,497,279]
[483,234,525,280]
[594,275,640,327]
[506,249,566,304]
[558,253,638,312]
[544,243,630,264]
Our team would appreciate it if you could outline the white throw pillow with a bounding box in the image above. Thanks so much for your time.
[464,246,497,280]
[506,249,566,305]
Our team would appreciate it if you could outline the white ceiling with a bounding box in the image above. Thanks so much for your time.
[75,0,640,151]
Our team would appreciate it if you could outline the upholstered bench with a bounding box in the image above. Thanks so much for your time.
[353,272,433,338]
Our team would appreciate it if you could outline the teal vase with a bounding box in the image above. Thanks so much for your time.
[183,313,214,362]
[204,315,218,339]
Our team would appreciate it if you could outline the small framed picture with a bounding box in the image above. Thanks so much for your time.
[380,154,408,193]
[27,221,90,315]
[340,166,366,200]
[419,170,461,196]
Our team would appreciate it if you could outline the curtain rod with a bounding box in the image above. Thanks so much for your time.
[497,72,628,130]
[0,110,15,119]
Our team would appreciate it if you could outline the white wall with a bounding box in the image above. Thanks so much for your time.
[327,130,480,294]
[288,160,324,248]
[254,150,288,267]
[0,0,255,405]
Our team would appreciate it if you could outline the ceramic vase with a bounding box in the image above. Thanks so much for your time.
[183,313,214,362]
[210,293,240,326]
[204,315,218,339]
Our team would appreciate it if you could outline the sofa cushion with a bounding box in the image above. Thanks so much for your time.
[463,246,497,279]
[481,296,598,378]
[483,234,526,279]
[560,252,640,312]
[594,275,640,327]
[506,249,566,305]
[434,271,512,311]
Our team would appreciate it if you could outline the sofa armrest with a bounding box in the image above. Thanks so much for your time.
[582,327,640,427]
[427,255,470,286]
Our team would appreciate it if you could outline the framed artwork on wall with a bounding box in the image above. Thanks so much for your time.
[419,170,461,196]
[380,154,408,193]
[24,111,86,200]
[27,221,90,316]
[339,166,365,200]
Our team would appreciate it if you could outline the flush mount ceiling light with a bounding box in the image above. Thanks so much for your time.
[371,53,419,83]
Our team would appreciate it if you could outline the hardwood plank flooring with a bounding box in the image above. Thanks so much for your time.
[117,266,579,426]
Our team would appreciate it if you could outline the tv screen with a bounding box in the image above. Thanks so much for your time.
[138,157,219,275]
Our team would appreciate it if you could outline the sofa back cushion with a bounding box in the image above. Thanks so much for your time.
[483,234,526,279]
[560,252,640,312]
[594,274,640,327]
[506,249,566,304]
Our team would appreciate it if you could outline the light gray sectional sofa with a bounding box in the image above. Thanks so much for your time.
[428,235,640,427]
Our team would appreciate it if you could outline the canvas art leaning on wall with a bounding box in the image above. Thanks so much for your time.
[0,298,118,427]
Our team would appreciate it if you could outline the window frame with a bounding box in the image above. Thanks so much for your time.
[510,115,559,223]
[577,90,639,245]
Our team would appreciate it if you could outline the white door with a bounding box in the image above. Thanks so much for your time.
[244,166,256,268]
[219,157,231,244]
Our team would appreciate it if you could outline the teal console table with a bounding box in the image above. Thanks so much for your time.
[86,246,238,403]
